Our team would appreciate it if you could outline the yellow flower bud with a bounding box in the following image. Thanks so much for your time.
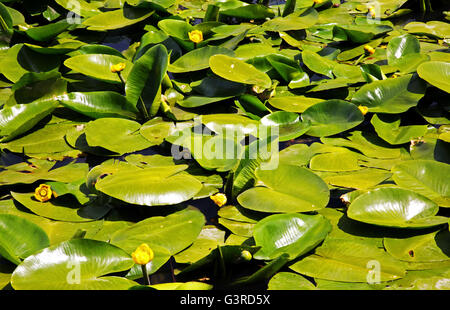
[131,243,154,265]
[188,30,203,44]
[363,45,375,55]
[210,193,227,207]
[358,105,369,115]
[368,6,376,18]
[110,62,126,73]
[241,250,252,261]
[313,0,323,3]
[34,184,53,202]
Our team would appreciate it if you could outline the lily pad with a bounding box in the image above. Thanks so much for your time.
[260,111,310,141]
[301,99,364,137]
[84,118,152,155]
[11,192,108,222]
[237,164,330,213]
[57,92,139,119]
[64,54,133,83]
[110,208,205,255]
[384,230,450,263]
[11,239,137,290]
[417,61,450,93]
[347,187,448,228]
[252,213,331,260]
[289,238,406,282]
[209,54,272,89]
[83,7,154,31]
[268,96,323,113]
[0,214,50,265]
[268,272,316,290]
[95,166,202,206]
[169,46,234,73]
[351,74,426,113]
[371,114,428,145]
[391,160,450,207]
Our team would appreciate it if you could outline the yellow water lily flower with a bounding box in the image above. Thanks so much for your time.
[368,6,376,18]
[210,193,227,207]
[313,0,323,3]
[132,243,154,265]
[363,45,375,55]
[188,30,203,43]
[34,184,53,202]
[110,62,126,73]
[358,105,369,115]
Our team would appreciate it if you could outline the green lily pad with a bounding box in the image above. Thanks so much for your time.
[371,114,428,145]
[84,118,152,155]
[391,160,450,207]
[0,214,50,265]
[386,34,422,72]
[139,117,174,145]
[11,239,137,290]
[309,149,361,172]
[0,122,81,158]
[289,238,406,282]
[0,100,58,142]
[95,166,202,206]
[268,95,323,113]
[351,74,426,113]
[321,131,402,159]
[57,92,139,119]
[268,272,316,290]
[417,61,450,93]
[55,0,101,18]
[200,113,260,136]
[301,99,364,137]
[404,21,450,39]
[260,111,310,141]
[252,213,331,260]
[209,54,272,89]
[220,4,275,20]
[83,7,154,31]
[25,20,70,42]
[145,282,213,290]
[384,230,450,263]
[64,54,133,83]
[0,44,61,83]
[11,192,108,223]
[169,46,234,73]
[0,160,89,186]
[347,187,448,228]
[262,8,318,32]
[110,208,205,255]
[237,164,330,213]
[302,50,336,78]
[322,168,392,190]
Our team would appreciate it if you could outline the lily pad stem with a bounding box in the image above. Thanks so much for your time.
[169,257,176,282]
[141,264,151,285]
[354,53,365,66]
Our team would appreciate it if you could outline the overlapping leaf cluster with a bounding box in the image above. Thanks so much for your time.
[0,0,449,290]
